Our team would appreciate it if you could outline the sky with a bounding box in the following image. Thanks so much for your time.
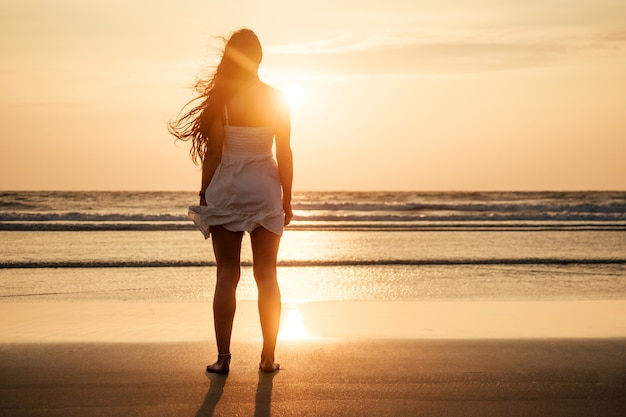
[1,0,625,191]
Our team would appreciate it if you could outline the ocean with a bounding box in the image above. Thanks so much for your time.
[1,191,625,303]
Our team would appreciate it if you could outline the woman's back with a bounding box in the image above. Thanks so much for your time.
[225,81,277,127]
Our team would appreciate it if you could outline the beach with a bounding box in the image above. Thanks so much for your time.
[2,300,626,416]
[1,191,625,415]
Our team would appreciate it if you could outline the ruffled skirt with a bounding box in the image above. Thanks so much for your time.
[188,154,284,239]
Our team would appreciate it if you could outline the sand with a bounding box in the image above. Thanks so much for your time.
[1,300,625,416]
[3,300,626,343]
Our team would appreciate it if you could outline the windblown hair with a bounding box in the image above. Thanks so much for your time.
[168,29,263,164]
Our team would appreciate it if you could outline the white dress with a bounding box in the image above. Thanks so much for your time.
[188,107,284,239]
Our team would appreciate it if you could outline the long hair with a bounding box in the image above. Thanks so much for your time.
[168,29,263,164]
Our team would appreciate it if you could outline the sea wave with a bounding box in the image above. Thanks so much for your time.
[0,201,39,211]
[2,258,625,269]
[1,220,625,232]
[293,200,626,214]
[1,210,625,224]
[1,191,624,231]
[0,212,187,222]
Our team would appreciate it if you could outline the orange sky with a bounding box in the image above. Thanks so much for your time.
[1,0,625,191]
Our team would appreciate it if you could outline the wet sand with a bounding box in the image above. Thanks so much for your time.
[1,339,625,416]
[3,300,626,342]
[1,301,625,416]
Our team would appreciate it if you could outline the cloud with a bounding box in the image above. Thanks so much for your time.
[264,28,626,76]
[263,0,626,76]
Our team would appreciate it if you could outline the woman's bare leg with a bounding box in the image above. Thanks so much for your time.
[250,227,282,372]
[207,225,243,374]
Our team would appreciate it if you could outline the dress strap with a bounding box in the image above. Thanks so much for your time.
[223,105,230,126]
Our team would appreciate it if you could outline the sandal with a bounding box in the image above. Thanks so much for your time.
[206,353,231,375]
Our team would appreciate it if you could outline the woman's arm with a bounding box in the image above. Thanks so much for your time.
[199,116,224,206]
[275,93,293,225]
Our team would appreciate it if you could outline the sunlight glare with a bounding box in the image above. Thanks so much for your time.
[284,84,306,108]
[279,303,311,340]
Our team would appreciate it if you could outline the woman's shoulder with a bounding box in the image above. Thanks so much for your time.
[227,80,286,125]
[256,81,283,100]
[252,82,287,113]
[265,83,290,108]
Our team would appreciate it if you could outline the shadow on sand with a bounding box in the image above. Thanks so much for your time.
[254,369,278,417]
[194,370,278,417]
[194,373,227,417]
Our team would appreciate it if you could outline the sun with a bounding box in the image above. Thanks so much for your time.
[283,83,306,108]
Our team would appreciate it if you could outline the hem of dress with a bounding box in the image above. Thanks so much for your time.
[188,206,284,239]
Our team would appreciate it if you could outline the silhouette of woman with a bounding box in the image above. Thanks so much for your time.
[169,29,293,374]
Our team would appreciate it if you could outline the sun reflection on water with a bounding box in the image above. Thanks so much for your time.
[279,303,312,340]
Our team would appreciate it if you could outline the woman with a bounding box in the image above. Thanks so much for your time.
[169,29,293,375]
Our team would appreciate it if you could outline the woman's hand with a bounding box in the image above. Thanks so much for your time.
[283,201,293,226]
[200,195,207,206]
